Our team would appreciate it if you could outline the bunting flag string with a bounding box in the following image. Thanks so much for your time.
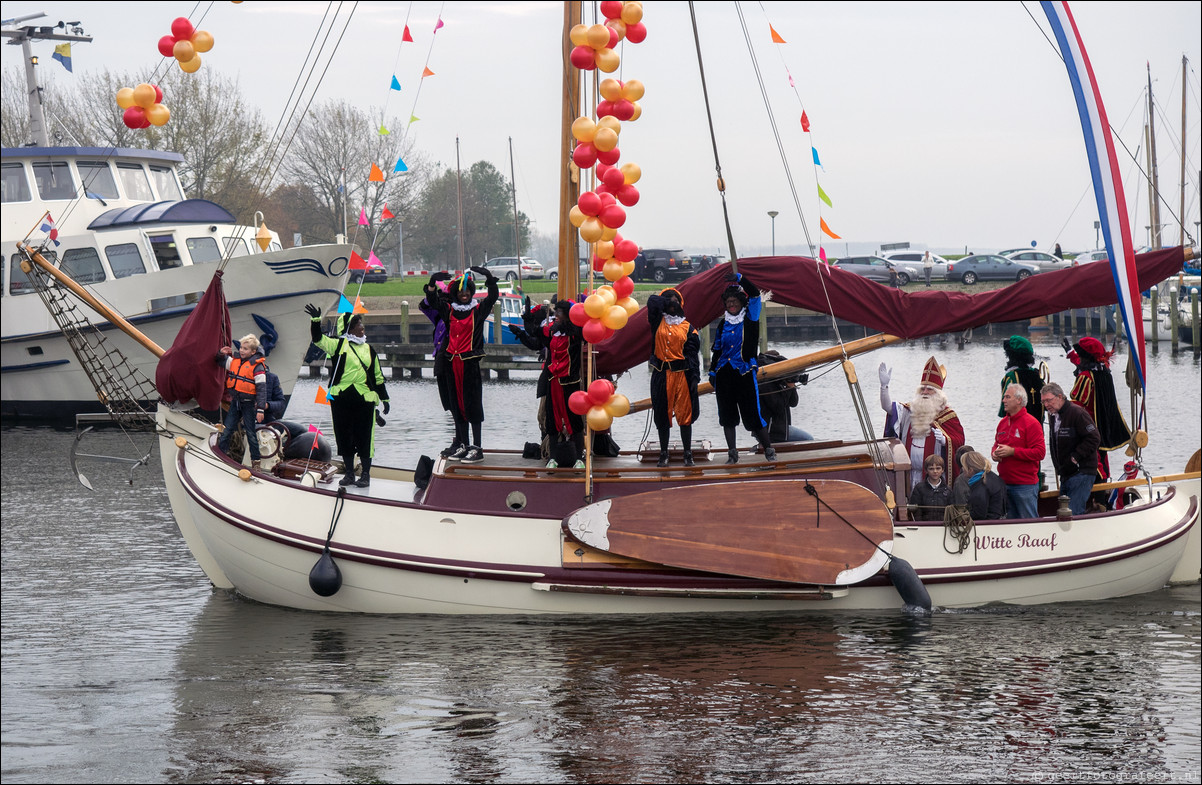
[405,1,448,139]
[379,2,415,133]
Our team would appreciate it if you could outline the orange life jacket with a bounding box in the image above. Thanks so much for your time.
[226,355,264,396]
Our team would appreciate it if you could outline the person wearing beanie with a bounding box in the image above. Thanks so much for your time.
[709,273,775,464]
[998,335,1047,423]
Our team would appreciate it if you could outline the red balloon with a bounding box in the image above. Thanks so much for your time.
[582,319,609,345]
[157,35,177,58]
[588,378,616,404]
[171,16,194,41]
[596,100,615,118]
[569,302,589,327]
[600,1,624,20]
[601,166,625,189]
[607,27,619,49]
[122,105,147,129]
[578,191,602,216]
[153,84,164,103]
[614,239,639,262]
[597,147,621,166]
[594,182,613,196]
[596,162,612,179]
[613,100,635,121]
[568,390,592,415]
[572,143,598,169]
[613,275,634,299]
[600,203,626,229]
[592,255,607,272]
[616,183,641,207]
[570,45,596,70]
[626,22,647,43]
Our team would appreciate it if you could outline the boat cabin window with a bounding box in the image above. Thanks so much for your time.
[59,247,106,284]
[149,234,183,270]
[105,243,147,279]
[185,236,222,264]
[2,163,32,203]
[8,251,55,296]
[223,237,250,258]
[32,162,77,201]
[76,161,120,200]
[116,163,153,202]
[149,166,183,201]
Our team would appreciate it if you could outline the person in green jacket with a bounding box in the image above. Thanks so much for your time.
[305,305,390,487]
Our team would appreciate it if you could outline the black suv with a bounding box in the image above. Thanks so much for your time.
[689,253,727,273]
[633,248,693,283]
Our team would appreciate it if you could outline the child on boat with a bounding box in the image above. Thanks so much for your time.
[907,454,951,521]
[216,333,267,470]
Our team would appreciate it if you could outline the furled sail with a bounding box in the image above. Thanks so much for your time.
[155,271,232,410]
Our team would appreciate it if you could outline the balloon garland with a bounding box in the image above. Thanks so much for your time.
[116,83,169,128]
[115,16,215,129]
[158,17,214,73]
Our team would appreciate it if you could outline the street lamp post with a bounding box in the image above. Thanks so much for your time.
[767,210,779,255]
[1093,220,1101,249]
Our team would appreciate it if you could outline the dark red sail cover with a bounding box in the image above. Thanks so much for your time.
[594,247,1187,377]
[155,270,231,410]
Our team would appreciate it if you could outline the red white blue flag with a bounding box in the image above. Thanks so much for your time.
[1041,2,1145,390]
[40,213,60,246]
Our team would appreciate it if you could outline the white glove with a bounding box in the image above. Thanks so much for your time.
[878,362,891,388]
[878,362,893,412]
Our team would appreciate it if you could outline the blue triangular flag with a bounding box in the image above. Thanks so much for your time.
[390,75,401,91]
[811,146,822,167]
[393,157,409,173]
[337,295,355,313]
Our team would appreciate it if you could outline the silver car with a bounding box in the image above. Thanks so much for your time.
[881,251,949,280]
[1002,249,1068,273]
[481,256,545,281]
[831,255,920,285]
[944,254,1038,285]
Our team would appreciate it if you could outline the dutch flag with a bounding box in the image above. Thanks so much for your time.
[40,214,60,247]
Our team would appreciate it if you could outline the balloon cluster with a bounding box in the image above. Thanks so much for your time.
[597,77,644,122]
[158,17,213,74]
[568,379,631,432]
[116,83,169,128]
[568,277,639,343]
[568,3,645,73]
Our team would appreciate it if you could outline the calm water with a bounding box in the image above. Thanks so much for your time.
[2,338,1200,783]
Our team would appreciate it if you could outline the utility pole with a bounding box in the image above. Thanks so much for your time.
[0,14,92,147]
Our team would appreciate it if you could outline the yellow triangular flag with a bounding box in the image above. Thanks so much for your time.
[410,114,420,123]
[820,217,841,240]
[817,182,833,208]
[770,25,786,44]
[368,162,385,182]
[315,386,330,405]
[255,222,272,252]
[353,296,369,314]
[378,125,390,136]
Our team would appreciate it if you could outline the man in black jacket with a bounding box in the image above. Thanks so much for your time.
[1040,382,1100,514]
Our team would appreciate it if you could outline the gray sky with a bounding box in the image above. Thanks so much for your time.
[4,1,1199,257]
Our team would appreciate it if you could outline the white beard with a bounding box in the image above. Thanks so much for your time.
[908,389,946,437]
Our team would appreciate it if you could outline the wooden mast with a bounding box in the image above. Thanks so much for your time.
[557,1,582,300]
[1181,55,1188,248]
[1146,63,1162,249]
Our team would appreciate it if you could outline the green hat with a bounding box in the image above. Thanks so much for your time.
[1005,335,1033,354]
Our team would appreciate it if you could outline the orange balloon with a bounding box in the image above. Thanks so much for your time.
[594,239,615,260]
[603,259,625,281]
[600,226,618,242]
[622,79,645,101]
[146,103,171,126]
[179,54,202,73]
[617,296,640,316]
[597,285,617,307]
[599,78,623,102]
[593,127,618,153]
[568,205,586,228]
[115,87,135,109]
[604,393,631,417]
[580,217,604,243]
[621,2,644,24]
[600,305,628,330]
[583,293,608,319]
[173,39,196,63]
[586,24,610,49]
[569,24,590,47]
[597,115,621,134]
[571,116,597,142]
[132,83,157,109]
[620,162,642,185]
[587,406,614,431]
[620,261,636,277]
[595,48,620,73]
[191,30,214,53]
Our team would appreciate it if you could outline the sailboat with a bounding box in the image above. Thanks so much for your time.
[22,3,1201,614]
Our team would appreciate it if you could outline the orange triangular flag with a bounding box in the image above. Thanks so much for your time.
[368,163,385,182]
[422,66,435,78]
[315,386,330,405]
[403,25,414,42]
[800,111,811,132]
[353,296,369,315]
[770,25,786,44]
[820,217,841,240]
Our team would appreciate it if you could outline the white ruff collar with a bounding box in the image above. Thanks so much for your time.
[723,309,746,326]
[664,314,685,325]
[345,333,366,345]
[451,301,478,313]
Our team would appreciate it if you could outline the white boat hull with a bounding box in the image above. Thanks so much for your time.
[157,406,1198,614]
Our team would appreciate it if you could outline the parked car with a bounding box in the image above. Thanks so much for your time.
[995,247,1034,257]
[481,256,545,281]
[1001,249,1067,272]
[546,260,592,282]
[1074,249,1110,264]
[633,248,693,283]
[945,254,1038,285]
[348,266,389,284]
[689,253,728,273]
[880,251,950,281]
[831,255,919,285]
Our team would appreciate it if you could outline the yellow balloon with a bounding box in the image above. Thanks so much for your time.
[599,78,623,102]
[146,103,171,126]
[597,285,616,307]
[191,30,214,53]
[583,293,607,319]
[604,393,631,417]
[596,49,621,74]
[621,261,636,277]
[580,217,604,243]
[571,115,596,142]
[570,24,590,46]
[587,406,614,432]
[622,79,645,101]
[618,296,640,316]
[620,162,642,185]
[132,83,157,109]
[603,259,625,281]
[179,54,202,73]
[173,39,196,63]
[595,239,614,259]
[600,225,618,242]
[568,205,586,228]
[593,127,618,153]
[621,1,644,25]
[597,115,621,134]
[629,102,642,122]
[586,24,610,49]
[115,87,135,109]
[601,305,628,330]
[605,19,627,41]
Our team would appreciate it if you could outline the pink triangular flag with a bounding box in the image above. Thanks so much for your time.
[358,208,368,227]
[434,17,444,32]
[368,252,383,268]
[307,424,324,436]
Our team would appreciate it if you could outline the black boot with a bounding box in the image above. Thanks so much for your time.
[338,454,356,486]
[683,451,695,467]
[680,425,693,467]
[355,458,372,487]
[726,449,739,464]
[657,450,670,467]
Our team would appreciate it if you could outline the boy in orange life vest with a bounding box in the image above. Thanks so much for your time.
[434,266,499,464]
[216,333,267,469]
[647,287,700,466]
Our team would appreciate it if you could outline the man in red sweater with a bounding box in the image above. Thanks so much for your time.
[992,383,1047,519]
